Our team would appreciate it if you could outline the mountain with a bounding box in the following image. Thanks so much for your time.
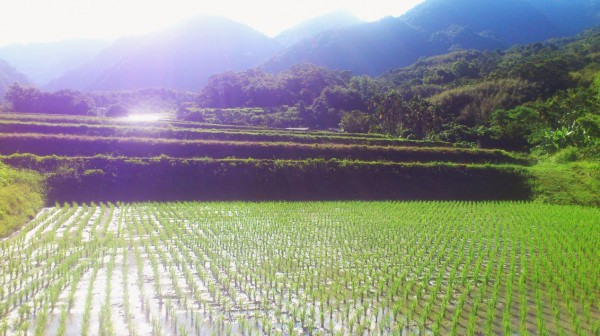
[264,16,504,75]
[43,0,600,91]
[0,40,109,86]
[263,0,599,76]
[523,0,600,36]
[49,16,282,91]
[45,36,154,91]
[275,11,363,47]
[402,0,561,45]
[0,59,31,102]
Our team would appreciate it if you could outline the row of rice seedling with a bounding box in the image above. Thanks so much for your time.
[0,203,115,335]
[0,119,451,147]
[0,112,265,132]
[0,112,390,140]
[0,133,525,164]
[2,201,597,335]
[0,120,449,147]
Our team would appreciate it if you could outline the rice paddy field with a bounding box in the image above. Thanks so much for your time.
[1,201,598,336]
[0,112,532,204]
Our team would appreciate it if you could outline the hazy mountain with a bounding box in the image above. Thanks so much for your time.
[0,40,109,86]
[522,0,600,36]
[263,0,599,76]
[0,59,31,102]
[264,16,504,75]
[46,35,164,91]
[43,0,600,91]
[266,18,442,75]
[275,10,363,47]
[49,16,282,91]
[402,0,561,45]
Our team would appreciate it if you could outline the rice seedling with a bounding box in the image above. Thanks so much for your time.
[0,201,597,335]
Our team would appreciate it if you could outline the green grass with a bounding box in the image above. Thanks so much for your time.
[528,161,600,206]
[0,163,45,237]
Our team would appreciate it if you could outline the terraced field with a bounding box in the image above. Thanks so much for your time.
[1,202,598,335]
[0,112,530,203]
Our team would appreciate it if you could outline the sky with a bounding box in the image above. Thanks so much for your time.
[0,0,425,46]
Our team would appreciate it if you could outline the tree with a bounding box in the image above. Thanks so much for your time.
[406,98,443,139]
[375,90,410,136]
[340,110,375,133]
[489,106,541,151]
[5,83,42,112]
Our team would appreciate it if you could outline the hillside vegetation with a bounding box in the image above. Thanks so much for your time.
[0,162,44,237]
[529,160,600,206]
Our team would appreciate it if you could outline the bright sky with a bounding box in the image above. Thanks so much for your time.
[0,0,424,46]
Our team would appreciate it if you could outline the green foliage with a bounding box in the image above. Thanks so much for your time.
[5,84,95,115]
[428,122,484,147]
[198,65,351,109]
[489,106,542,151]
[429,78,539,126]
[528,161,600,206]
[375,90,410,136]
[552,147,581,164]
[536,87,599,129]
[340,110,375,133]
[0,163,44,237]
[529,88,600,156]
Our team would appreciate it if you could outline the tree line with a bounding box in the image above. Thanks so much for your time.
[3,85,196,117]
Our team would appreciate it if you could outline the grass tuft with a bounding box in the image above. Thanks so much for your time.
[0,163,45,237]
[528,160,599,206]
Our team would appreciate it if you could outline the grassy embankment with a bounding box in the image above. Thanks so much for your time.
[0,162,44,237]
[528,161,599,206]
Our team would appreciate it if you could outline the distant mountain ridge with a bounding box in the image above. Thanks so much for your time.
[275,10,363,47]
[14,0,600,92]
[0,59,30,102]
[401,0,561,45]
[0,40,109,86]
[264,0,599,75]
[522,0,600,36]
[48,16,282,91]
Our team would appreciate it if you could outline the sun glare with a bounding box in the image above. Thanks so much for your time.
[126,114,163,123]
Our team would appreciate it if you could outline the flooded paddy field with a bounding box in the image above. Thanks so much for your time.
[1,201,598,335]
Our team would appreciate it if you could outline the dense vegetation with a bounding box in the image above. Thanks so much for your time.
[0,162,44,237]
[3,86,196,117]
[186,29,600,157]
[1,202,598,335]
